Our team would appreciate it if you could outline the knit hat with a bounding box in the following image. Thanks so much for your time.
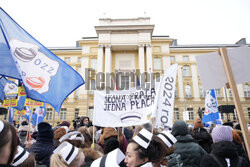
[211,126,233,143]
[172,120,189,137]
[194,118,204,129]
[60,121,71,127]
[37,122,54,143]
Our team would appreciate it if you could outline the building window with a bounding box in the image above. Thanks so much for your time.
[65,57,71,63]
[75,108,79,119]
[120,76,130,90]
[170,56,175,62]
[75,89,79,99]
[88,106,94,120]
[244,84,250,97]
[200,86,206,98]
[183,56,189,62]
[89,80,96,92]
[90,59,97,70]
[185,85,192,98]
[183,65,190,76]
[215,88,221,97]
[248,108,250,119]
[4,114,7,120]
[233,112,237,120]
[46,108,53,120]
[78,57,82,63]
[175,89,178,98]
[60,108,67,120]
[229,89,232,97]
[187,108,194,120]
[153,57,162,70]
[174,108,179,120]
[220,113,224,120]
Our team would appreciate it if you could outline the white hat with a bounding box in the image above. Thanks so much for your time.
[0,121,4,133]
[59,131,84,143]
[157,130,177,148]
[53,142,79,165]
[90,148,125,167]
[133,128,153,149]
[12,146,29,166]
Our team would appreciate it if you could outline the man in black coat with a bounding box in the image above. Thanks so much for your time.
[200,125,249,167]
[191,118,213,153]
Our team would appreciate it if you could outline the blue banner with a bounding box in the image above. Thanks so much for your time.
[0,8,84,112]
[31,104,46,126]
[202,89,220,123]
[0,76,26,110]
[8,107,15,123]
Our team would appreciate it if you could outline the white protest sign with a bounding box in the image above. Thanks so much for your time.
[93,84,160,127]
[196,46,250,90]
[156,64,178,127]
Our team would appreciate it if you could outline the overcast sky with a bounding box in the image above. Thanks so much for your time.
[1,0,249,47]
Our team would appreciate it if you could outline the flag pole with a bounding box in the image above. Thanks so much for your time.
[219,47,250,159]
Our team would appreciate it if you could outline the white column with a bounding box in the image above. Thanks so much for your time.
[138,44,145,73]
[105,45,112,73]
[105,45,112,88]
[97,45,104,73]
[146,44,152,73]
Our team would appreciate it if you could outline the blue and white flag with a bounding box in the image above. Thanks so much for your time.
[8,107,15,123]
[0,76,26,110]
[202,89,220,123]
[31,104,46,126]
[0,8,84,112]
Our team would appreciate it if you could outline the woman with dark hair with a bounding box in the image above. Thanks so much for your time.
[125,129,166,167]
[0,120,18,166]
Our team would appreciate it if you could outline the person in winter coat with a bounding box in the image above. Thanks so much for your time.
[200,125,249,167]
[28,122,54,167]
[191,118,213,153]
[172,120,207,167]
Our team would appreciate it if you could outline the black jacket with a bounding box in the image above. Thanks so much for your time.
[192,127,212,153]
[28,141,54,167]
[200,141,249,167]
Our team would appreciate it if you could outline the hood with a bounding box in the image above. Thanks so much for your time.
[212,141,238,158]
[172,121,189,137]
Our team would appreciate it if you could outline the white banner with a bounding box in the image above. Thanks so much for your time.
[93,85,159,127]
[156,64,178,127]
[93,64,178,127]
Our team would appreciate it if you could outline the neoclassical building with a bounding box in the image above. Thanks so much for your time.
[2,17,250,125]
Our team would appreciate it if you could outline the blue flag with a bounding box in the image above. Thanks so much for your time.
[202,89,220,123]
[0,8,84,112]
[0,76,26,110]
[8,107,15,123]
[31,104,46,126]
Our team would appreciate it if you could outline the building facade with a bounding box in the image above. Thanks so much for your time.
[2,17,250,125]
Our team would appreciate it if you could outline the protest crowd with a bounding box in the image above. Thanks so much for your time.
[0,116,249,167]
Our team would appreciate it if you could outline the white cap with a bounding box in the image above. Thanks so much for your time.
[133,128,153,149]
[91,148,125,167]
[158,130,177,148]
[0,121,4,133]
[59,131,84,143]
[53,142,79,165]
[13,146,29,166]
